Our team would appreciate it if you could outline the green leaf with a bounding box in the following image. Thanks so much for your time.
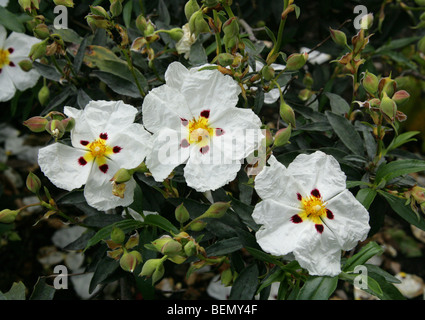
[89,256,120,294]
[296,276,338,300]
[0,7,25,32]
[229,264,259,300]
[378,191,425,231]
[325,111,364,156]
[142,214,179,235]
[324,92,350,115]
[2,282,26,300]
[375,159,425,186]
[245,247,284,267]
[29,278,56,300]
[91,70,141,98]
[123,0,133,29]
[256,267,286,295]
[356,188,377,210]
[386,131,420,153]
[205,237,244,256]
[343,241,384,272]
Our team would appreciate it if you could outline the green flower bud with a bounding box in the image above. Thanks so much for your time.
[285,53,308,71]
[380,92,397,121]
[418,36,425,53]
[111,227,125,244]
[189,220,207,231]
[204,0,220,7]
[18,0,32,11]
[61,117,75,132]
[201,201,231,219]
[136,15,148,34]
[264,128,273,147]
[360,13,374,30]
[362,71,379,96]
[0,209,19,224]
[379,77,396,99]
[222,17,239,50]
[53,0,74,7]
[33,24,50,40]
[139,259,164,284]
[262,65,275,81]
[152,236,183,255]
[23,116,48,133]
[120,250,142,272]
[189,10,210,37]
[175,203,190,224]
[29,38,48,61]
[273,124,292,147]
[38,85,50,107]
[411,186,425,203]
[392,90,410,106]
[45,119,65,139]
[90,5,110,19]
[18,60,33,72]
[217,53,235,67]
[111,168,132,184]
[167,28,184,42]
[279,100,296,128]
[110,0,123,17]
[26,172,41,194]
[184,240,197,257]
[184,0,200,21]
[329,28,347,47]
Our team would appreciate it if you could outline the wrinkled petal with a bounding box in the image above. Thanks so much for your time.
[0,71,16,102]
[164,60,190,90]
[38,143,92,191]
[64,106,97,148]
[5,62,40,92]
[84,160,137,211]
[5,31,41,59]
[146,127,190,182]
[254,156,288,200]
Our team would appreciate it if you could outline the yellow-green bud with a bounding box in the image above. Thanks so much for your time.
[90,6,110,19]
[18,0,32,11]
[38,86,50,107]
[111,227,125,244]
[411,186,425,203]
[136,15,148,34]
[329,28,347,47]
[0,209,19,224]
[362,71,379,96]
[201,201,231,219]
[18,60,33,72]
[184,0,200,21]
[29,39,48,61]
[111,168,132,184]
[53,0,74,7]
[45,119,65,139]
[61,117,75,132]
[33,24,50,40]
[139,259,164,284]
[274,124,292,147]
[380,92,397,121]
[184,240,197,257]
[189,10,210,37]
[189,220,207,231]
[167,28,184,42]
[119,250,142,272]
[217,53,235,67]
[23,116,48,133]
[26,172,41,194]
[222,17,239,49]
[379,77,396,98]
[286,53,308,71]
[175,203,190,224]
[262,65,275,81]
[392,90,410,106]
[152,236,183,255]
[279,100,296,128]
[110,0,123,17]
[360,13,374,30]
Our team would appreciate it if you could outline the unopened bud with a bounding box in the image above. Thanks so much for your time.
[392,90,410,106]
[285,52,308,71]
[26,172,41,194]
[136,15,148,34]
[362,71,379,95]
[90,5,109,19]
[152,236,182,255]
[380,92,397,121]
[139,258,165,284]
[23,116,48,133]
[175,203,190,224]
[184,240,197,257]
[201,201,231,219]
[18,60,33,72]
[378,77,396,98]
[329,28,347,47]
[184,0,200,21]
[111,168,132,184]
[53,0,74,7]
[111,227,125,244]
[189,10,210,37]
[222,17,239,49]
[360,13,374,30]
[29,39,48,61]
[280,100,296,128]
[167,28,184,42]
[262,65,275,81]
[120,250,142,272]
[33,24,50,39]
[45,119,65,139]
[38,86,50,107]
[217,53,235,67]
[204,0,220,7]
[110,0,123,17]
[18,0,32,11]
[189,220,207,231]
[274,124,292,147]
[264,128,273,147]
[0,209,19,224]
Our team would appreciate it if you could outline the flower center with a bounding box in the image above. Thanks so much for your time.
[89,139,108,158]
[0,49,10,69]
[301,196,327,220]
[188,116,214,146]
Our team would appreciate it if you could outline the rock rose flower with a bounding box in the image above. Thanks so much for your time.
[38,100,152,211]
[175,23,196,59]
[252,151,370,276]
[0,25,41,102]
[142,62,264,192]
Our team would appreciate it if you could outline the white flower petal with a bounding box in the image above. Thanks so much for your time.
[0,0,9,7]
[254,156,288,200]
[108,123,152,170]
[164,60,190,90]
[84,161,137,211]
[64,106,96,148]
[38,143,92,191]
[325,189,370,250]
[5,31,41,59]
[5,62,40,92]
[264,89,281,104]
[146,127,190,182]
[0,71,16,102]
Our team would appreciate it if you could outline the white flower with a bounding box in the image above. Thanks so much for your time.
[38,100,152,211]
[175,23,196,59]
[0,0,9,7]
[253,60,286,104]
[142,62,264,192]
[252,151,370,277]
[0,25,41,102]
[300,47,331,65]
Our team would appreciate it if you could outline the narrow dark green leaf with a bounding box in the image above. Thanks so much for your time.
[326,111,364,156]
[375,159,425,186]
[296,276,338,300]
[123,0,133,29]
[32,61,62,82]
[343,241,384,272]
[74,36,89,73]
[143,214,179,234]
[205,237,244,256]
[245,247,284,267]
[0,7,25,32]
[29,278,56,300]
[324,92,350,115]
[229,264,259,300]
[356,188,377,210]
[91,71,141,98]
[89,256,120,294]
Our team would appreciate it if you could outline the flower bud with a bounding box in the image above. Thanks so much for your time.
[38,85,50,107]
[204,0,220,7]
[111,168,132,184]
[136,14,148,34]
[33,24,50,39]
[362,71,379,95]
[29,38,48,61]
[217,53,235,67]
[411,186,425,204]
[53,0,74,7]
[262,65,275,81]
[166,28,184,42]
[380,92,397,121]
[18,0,32,12]
[175,203,190,224]
[329,28,347,47]
[184,240,197,257]
[18,60,33,72]
[201,201,231,219]
[279,100,296,128]
[264,127,273,147]
[110,0,123,17]
[417,36,425,53]
[184,0,200,21]
[111,227,125,244]
[189,10,210,37]
[152,236,183,255]
[378,77,396,98]
[120,250,142,272]
[23,116,48,133]
[274,124,292,147]
[189,220,207,231]
[392,90,410,106]
[139,259,164,284]
[285,52,308,71]
[220,268,233,286]
[90,5,110,19]
[0,209,19,224]
[298,88,313,101]
[45,119,65,139]
[360,13,374,30]
[26,172,41,194]
[222,17,239,49]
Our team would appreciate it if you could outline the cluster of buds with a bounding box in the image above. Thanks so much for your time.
[358,72,409,128]
[29,33,66,61]
[106,228,142,273]
[404,186,425,216]
[23,111,75,141]
[18,0,40,13]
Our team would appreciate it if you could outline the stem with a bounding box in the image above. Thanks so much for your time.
[267,0,290,64]
[223,4,235,18]
[121,48,146,97]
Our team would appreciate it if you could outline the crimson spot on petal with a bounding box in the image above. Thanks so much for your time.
[311,188,321,198]
[181,139,190,148]
[113,146,122,153]
[290,214,303,224]
[99,164,109,173]
[315,224,324,234]
[181,118,188,126]
[200,145,209,154]
[326,209,334,220]
[297,193,302,201]
[200,110,210,118]
[99,133,108,140]
[216,128,225,136]
[0,69,2,74]
[78,157,87,166]
[80,140,89,146]
[9,62,15,67]
[8,48,14,54]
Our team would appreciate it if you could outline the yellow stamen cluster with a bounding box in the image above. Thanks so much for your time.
[0,49,10,68]
[188,116,214,146]
[299,195,327,224]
